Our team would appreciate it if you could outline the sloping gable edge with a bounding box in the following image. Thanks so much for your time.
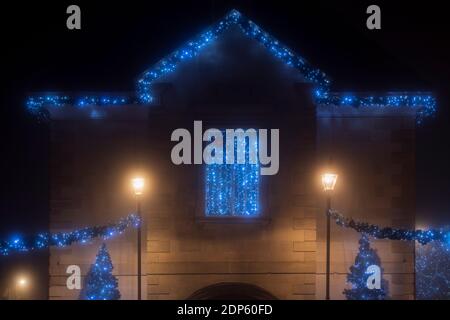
[136,9,331,104]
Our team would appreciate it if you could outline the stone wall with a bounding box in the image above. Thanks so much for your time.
[142,89,318,299]
[48,103,416,300]
[48,83,323,300]
[316,107,416,300]
[46,28,417,299]
[49,102,415,299]
[48,119,150,299]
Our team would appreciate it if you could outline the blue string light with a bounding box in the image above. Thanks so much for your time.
[331,211,450,299]
[344,234,389,300]
[137,9,330,103]
[0,214,140,256]
[79,243,121,300]
[26,95,132,113]
[26,95,133,122]
[315,92,437,123]
[329,210,450,245]
[205,133,260,216]
[416,242,450,299]
[25,9,437,124]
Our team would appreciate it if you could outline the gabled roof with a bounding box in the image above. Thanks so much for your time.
[136,9,331,103]
[26,9,436,123]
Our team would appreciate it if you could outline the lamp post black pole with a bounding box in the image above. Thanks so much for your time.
[137,198,142,300]
[325,195,331,300]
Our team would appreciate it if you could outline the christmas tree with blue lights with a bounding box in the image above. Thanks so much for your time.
[343,233,388,300]
[79,243,121,300]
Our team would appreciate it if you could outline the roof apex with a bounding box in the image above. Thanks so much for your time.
[136,8,330,103]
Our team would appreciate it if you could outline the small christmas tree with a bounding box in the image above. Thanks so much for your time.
[343,233,388,300]
[79,243,121,300]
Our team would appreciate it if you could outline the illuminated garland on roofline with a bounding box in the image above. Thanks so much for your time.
[329,210,450,245]
[0,214,140,256]
[136,9,330,103]
[25,9,437,123]
[314,91,436,124]
[26,95,133,116]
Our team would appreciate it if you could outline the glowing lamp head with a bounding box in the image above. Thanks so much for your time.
[132,177,145,195]
[321,173,338,191]
[17,277,28,288]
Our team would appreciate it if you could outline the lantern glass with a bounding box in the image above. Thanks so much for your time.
[321,173,338,191]
[132,177,145,195]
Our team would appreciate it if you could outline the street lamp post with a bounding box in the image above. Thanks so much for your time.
[132,177,145,300]
[321,173,338,300]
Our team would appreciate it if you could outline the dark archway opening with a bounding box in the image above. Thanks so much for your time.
[187,282,278,300]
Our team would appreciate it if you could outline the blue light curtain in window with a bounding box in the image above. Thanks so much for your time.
[205,133,260,216]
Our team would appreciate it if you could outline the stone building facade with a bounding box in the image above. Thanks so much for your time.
[35,11,425,300]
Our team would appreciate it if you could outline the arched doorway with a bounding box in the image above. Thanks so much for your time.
[187,282,278,300]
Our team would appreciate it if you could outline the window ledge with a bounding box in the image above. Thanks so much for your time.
[195,216,271,225]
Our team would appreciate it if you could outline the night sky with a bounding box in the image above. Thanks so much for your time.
[1,0,449,299]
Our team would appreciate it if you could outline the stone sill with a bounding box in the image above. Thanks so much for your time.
[195,216,271,225]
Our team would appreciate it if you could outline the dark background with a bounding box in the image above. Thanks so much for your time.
[0,0,449,299]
